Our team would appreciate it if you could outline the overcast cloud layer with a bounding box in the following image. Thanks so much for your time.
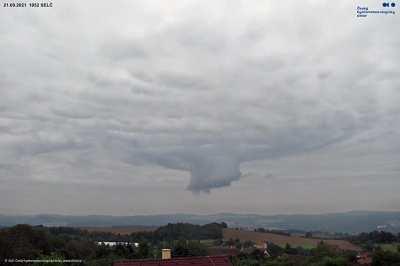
[0,0,399,215]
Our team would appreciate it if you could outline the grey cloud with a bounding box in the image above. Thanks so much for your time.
[0,0,399,213]
[102,40,149,61]
[52,108,94,120]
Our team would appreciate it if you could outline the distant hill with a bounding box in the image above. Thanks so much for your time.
[223,228,361,251]
[79,225,157,235]
[1,211,400,233]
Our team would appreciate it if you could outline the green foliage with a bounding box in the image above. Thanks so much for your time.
[309,256,348,266]
[0,224,153,265]
[172,240,207,257]
[266,242,284,257]
[231,240,357,266]
[137,242,150,258]
[379,243,400,252]
[154,222,225,241]
[0,224,50,260]
[349,231,400,254]
[372,249,400,266]
[350,230,399,245]
[64,239,96,259]
[311,242,336,258]
[37,253,65,266]
[242,241,255,249]
[0,222,224,263]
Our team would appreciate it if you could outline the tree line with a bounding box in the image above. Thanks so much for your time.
[0,223,226,265]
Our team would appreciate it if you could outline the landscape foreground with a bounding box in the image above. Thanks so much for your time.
[1,220,400,265]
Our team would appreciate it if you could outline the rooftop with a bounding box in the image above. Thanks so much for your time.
[113,255,233,266]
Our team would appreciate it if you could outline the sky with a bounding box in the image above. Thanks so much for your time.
[0,0,399,215]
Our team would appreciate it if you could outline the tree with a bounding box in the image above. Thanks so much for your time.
[312,242,335,258]
[284,243,298,255]
[64,240,95,259]
[1,224,48,260]
[186,241,207,256]
[266,242,284,257]
[37,253,65,266]
[137,242,150,258]
[317,256,348,266]
[372,250,400,266]
[242,241,255,249]
[173,240,188,257]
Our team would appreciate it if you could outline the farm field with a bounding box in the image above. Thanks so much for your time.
[223,228,361,252]
[80,225,157,235]
[379,243,400,252]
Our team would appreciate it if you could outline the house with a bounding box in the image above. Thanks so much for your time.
[113,255,233,266]
[254,242,270,257]
[97,241,139,247]
[356,252,372,265]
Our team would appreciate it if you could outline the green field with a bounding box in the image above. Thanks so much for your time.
[379,243,400,252]
[199,239,218,247]
[299,244,317,250]
[276,243,316,250]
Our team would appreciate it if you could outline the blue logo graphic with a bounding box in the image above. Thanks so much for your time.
[382,2,396,7]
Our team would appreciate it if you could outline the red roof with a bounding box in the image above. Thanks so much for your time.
[357,253,372,265]
[114,255,233,266]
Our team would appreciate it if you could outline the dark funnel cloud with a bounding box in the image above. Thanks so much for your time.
[187,155,241,192]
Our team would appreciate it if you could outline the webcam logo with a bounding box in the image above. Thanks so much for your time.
[357,2,396,17]
[382,2,396,7]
